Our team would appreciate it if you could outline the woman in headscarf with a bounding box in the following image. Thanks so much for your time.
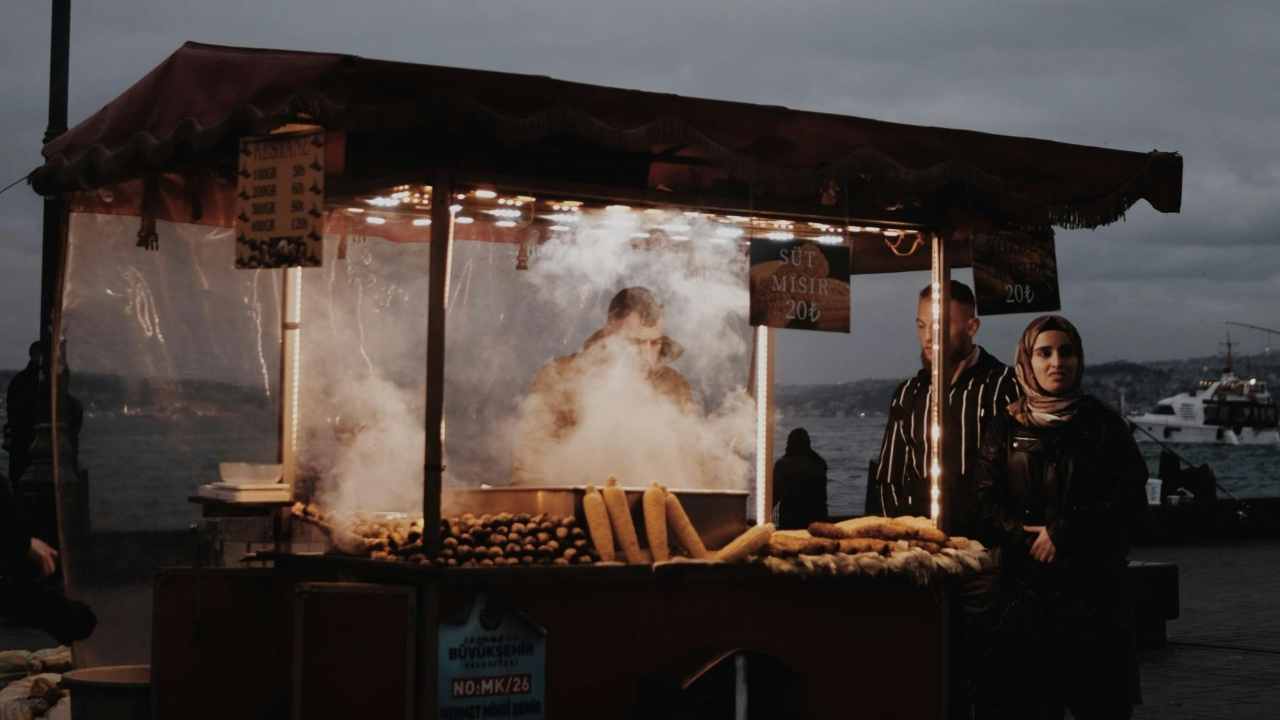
[976,315,1148,720]
[772,428,829,530]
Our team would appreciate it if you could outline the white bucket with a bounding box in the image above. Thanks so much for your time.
[1145,478,1163,506]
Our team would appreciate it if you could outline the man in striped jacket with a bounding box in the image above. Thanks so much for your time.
[867,280,1020,539]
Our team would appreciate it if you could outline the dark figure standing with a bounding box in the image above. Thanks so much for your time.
[773,428,828,530]
[977,315,1148,719]
[0,470,96,645]
[5,340,83,484]
[5,342,44,483]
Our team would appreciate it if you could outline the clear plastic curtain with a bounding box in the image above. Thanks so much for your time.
[58,212,281,664]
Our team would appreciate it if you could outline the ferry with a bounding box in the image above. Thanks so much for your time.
[1130,339,1280,446]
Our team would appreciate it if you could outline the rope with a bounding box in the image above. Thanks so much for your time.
[0,172,32,198]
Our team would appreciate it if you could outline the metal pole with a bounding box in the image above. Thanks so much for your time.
[281,266,302,490]
[751,326,776,524]
[928,232,951,530]
[41,0,71,359]
[423,175,453,554]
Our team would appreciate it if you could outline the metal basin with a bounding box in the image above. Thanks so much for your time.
[442,486,748,550]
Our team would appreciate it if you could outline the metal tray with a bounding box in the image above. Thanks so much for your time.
[441,486,749,550]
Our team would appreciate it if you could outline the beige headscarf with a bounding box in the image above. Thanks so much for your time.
[1007,315,1085,427]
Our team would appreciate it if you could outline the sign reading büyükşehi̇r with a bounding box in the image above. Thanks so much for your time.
[749,239,851,333]
[971,229,1062,316]
[235,131,325,268]
[438,595,546,720]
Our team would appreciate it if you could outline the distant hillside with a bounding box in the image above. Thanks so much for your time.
[779,352,1280,418]
[5,349,1278,422]
[0,369,273,418]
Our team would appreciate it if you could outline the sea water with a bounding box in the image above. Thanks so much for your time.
[776,415,1280,517]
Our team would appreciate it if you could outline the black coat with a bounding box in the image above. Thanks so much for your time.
[977,396,1147,576]
[773,451,828,530]
[0,474,33,575]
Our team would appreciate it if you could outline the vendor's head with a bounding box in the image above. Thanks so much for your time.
[605,286,665,370]
[915,280,980,370]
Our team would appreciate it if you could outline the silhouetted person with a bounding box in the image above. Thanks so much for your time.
[773,428,829,530]
[5,340,83,484]
[4,340,84,547]
[0,470,96,645]
[5,342,43,482]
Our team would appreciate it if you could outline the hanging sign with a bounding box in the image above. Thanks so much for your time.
[971,229,1062,316]
[749,239,850,333]
[235,131,325,268]
[438,595,547,720]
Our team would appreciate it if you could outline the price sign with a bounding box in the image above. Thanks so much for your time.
[235,131,325,268]
[972,229,1062,316]
[749,239,850,333]
[438,595,547,720]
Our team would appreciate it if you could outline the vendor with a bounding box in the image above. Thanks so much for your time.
[512,287,696,483]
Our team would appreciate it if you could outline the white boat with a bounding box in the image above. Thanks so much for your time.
[1130,341,1280,446]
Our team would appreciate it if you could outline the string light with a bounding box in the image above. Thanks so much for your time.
[755,326,770,524]
[473,189,497,199]
[544,213,580,224]
[365,216,386,225]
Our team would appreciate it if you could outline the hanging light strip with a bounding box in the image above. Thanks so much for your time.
[929,234,944,527]
[754,325,770,524]
[341,188,923,249]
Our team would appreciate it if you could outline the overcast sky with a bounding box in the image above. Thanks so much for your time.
[2,1,1277,383]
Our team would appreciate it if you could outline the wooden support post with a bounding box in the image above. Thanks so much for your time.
[423,175,452,555]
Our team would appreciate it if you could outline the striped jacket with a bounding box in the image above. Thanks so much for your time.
[868,347,1020,537]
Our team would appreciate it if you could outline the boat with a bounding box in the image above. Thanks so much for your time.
[1130,336,1280,446]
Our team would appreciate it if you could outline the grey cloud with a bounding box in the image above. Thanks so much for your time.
[2,1,1279,380]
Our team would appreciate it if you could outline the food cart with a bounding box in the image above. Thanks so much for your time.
[29,42,1181,719]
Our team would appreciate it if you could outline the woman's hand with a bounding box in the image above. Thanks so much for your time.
[28,538,59,577]
[1022,525,1056,564]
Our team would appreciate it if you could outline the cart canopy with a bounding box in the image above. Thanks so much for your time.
[32,41,1180,230]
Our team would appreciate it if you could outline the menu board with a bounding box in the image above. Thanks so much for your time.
[749,239,851,333]
[971,229,1062,316]
[438,595,547,720]
[235,131,325,268]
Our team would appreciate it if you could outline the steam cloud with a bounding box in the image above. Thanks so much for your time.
[300,207,757,516]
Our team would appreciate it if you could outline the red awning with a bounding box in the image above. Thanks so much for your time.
[32,42,1181,230]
